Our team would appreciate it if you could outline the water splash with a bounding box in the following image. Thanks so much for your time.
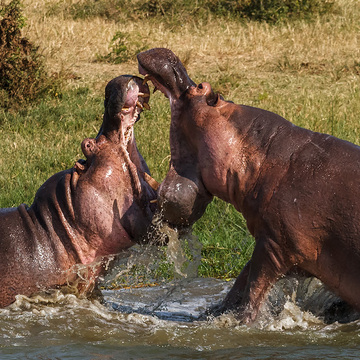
[2,214,360,358]
[97,214,204,291]
[160,223,202,279]
[255,275,360,330]
[1,275,360,360]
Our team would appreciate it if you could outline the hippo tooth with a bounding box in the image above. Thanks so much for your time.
[143,172,160,191]
[136,101,144,110]
[138,92,150,98]
[142,74,150,85]
[122,106,130,111]
[143,102,151,110]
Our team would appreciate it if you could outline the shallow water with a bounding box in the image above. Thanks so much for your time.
[1,276,360,360]
[1,230,360,359]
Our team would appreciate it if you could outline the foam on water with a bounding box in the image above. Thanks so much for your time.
[1,225,360,357]
[1,277,360,357]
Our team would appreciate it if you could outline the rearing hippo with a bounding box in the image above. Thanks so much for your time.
[0,75,158,308]
[137,48,360,324]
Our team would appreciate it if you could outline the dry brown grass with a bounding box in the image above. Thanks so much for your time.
[21,0,359,84]
[19,0,360,141]
[0,0,354,160]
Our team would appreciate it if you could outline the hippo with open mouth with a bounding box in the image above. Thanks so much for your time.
[137,48,360,324]
[0,75,158,308]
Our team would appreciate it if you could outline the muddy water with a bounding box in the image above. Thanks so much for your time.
[1,231,360,359]
[1,277,360,359]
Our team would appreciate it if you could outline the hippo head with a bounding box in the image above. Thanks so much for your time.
[137,48,196,103]
[137,49,213,227]
[75,75,158,245]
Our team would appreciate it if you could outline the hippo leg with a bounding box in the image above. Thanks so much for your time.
[206,260,250,318]
[231,237,292,323]
[220,261,251,309]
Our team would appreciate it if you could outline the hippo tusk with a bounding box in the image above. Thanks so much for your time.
[138,92,150,98]
[143,172,160,191]
[136,101,144,110]
[143,102,151,110]
[142,74,150,85]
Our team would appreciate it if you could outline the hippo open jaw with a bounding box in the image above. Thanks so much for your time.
[120,78,159,193]
[121,78,151,146]
[96,75,158,194]
[137,48,196,103]
[140,71,171,99]
[112,77,151,148]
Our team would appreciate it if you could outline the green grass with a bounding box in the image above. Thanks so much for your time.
[1,59,360,280]
[1,70,359,280]
[0,87,103,207]
[3,64,359,280]
[194,199,255,279]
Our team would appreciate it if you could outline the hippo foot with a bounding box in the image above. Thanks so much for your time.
[204,301,228,318]
[200,300,258,326]
[200,301,239,320]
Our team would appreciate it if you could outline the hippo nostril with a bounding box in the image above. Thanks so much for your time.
[81,138,97,158]
[198,84,203,89]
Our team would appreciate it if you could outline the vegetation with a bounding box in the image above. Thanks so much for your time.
[0,0,359,282]
[50,0,338,24]
[0,0,62,108]
[95,30,149,64]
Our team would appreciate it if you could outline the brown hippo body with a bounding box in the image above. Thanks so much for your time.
[137,48,360,323]
[0,75,157,308]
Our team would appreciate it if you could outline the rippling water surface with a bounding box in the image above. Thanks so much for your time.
[1,275,360,360]
[1,230,360,359]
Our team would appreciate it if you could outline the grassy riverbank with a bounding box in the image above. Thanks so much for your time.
[1,0,359,279]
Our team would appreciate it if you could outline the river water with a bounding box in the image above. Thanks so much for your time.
[1,233,360,359]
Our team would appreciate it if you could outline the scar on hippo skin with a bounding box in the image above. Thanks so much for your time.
[0,75,159,308]
[138,48,360,324]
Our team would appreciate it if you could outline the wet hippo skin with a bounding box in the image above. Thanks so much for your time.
[138,48,360,324]
[0,75,158,308]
